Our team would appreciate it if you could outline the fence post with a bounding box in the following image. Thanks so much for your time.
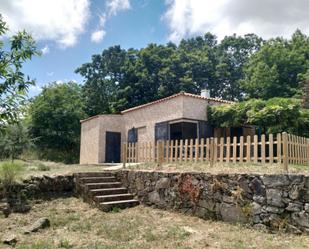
[282,132,288,172]
[122,143,127,168]
[210,137,214,167]
[157,140,164,167]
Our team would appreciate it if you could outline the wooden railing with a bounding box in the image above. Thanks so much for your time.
[122,132,309,170]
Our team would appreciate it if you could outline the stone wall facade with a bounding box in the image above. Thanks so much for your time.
[115,170,309,234]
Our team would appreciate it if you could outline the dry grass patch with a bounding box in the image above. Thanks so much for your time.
[127,162,309,175]
[0,160,112,180]
[0,198,308,249]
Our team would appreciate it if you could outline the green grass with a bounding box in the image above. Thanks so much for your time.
[0,161,25,188]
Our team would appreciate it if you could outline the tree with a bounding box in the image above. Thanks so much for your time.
[241,30,309,99]
[208,97,308,136]
[215,34,264,100]
[76,33,263,115]
[0,15,39,130]
[0,123,34,162]
[29,82,87,163]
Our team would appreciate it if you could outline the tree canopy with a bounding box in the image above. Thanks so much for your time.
[208,98,309,136]
[28,82,86,163]
[0,15,39,129]
[241,30,309,99]
[76,33,265,115]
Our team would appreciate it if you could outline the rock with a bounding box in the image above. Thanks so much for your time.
[2,234,17,245]
[222,195,234,204]
[253,195,266,205]
[0,201,10,217]
[266,189,285,208]
[291,211,309,229]
[289,185,301,200]
[219,203,248,223]
[285,224,302,235]
[148,191,161,205]
[197,199,215,211]
[286,202,303,212]
[265,206,284,214]
[252,215,262,224]
[252,202,262,215]
[155,178,170,190]
[305,203,309,213]
[253,224,268,232]
[262,175,290,188]
[24,217,50,234]
[250,178,265,196]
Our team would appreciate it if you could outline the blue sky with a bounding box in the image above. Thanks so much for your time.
[1,0,308,97]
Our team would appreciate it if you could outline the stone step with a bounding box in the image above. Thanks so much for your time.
[85,182,122,189]
[78,176,116,183]
[95,193,134,203]
[99,199,139,212]
[75,172,115,178]
[89,187,128,196]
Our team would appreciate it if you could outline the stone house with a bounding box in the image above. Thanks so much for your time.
[80,90,255,164]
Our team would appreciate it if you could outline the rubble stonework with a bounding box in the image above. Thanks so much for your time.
[0,175,74,214]
[115,170,309,234]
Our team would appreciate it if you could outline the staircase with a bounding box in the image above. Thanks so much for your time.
[75,172,139,212]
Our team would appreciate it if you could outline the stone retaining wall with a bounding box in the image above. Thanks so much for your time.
[0,175,74,214]
[115,170,309,234]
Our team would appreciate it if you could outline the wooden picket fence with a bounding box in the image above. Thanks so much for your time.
[122,132,309,170]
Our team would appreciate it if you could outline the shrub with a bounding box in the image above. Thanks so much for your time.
[0,161,25,189]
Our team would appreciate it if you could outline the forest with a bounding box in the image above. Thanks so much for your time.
[0,15,308,163]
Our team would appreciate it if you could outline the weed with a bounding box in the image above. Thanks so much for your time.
[166,226,191,240]
[111,207,121,213]
[0,161,24,189]
[58,239,73,249]
[241,203,252,217]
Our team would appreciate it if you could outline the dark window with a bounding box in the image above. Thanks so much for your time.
[128,127,138,143]
[170,122,197,140]
[155,121,169,141]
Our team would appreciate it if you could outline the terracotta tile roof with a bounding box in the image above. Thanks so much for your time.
[121,91,233,114]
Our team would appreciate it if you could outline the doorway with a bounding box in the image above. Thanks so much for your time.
[105,131,121,163]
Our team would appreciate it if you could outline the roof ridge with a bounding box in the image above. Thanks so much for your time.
[121,91,233,114]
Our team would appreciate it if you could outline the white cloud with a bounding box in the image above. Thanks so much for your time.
[91,30,106,43]
[106,0,131,16]
[29,85,42,96]
[0,0,90,48]
[90,0,131,43]
[55,80,64,85]
[41,45,50,55]
[163,0,309,43]
[47,72,54,77]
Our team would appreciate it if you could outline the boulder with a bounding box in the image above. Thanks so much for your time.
[262,175,290,188]
[285,202,303,212]
[24,217,50,234]
[155,177,170,190]
[2,234,17,245]
[266,189,285,208]
[292,211,309,229]
[219,203,248,223]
